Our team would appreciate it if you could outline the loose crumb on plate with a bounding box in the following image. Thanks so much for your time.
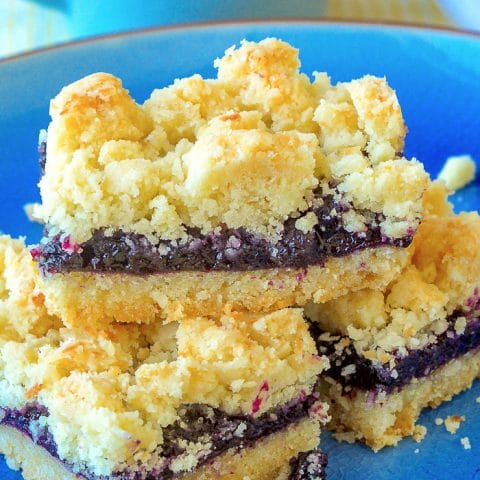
[444,415,465,435]
[414,448,420,454]
[412,425,427,443]
[461,437,471,450]
[332,431,356,444]
[434,418,444,426]
[476,396,480,404]
[437,154,476,191]
[23,202,43,223]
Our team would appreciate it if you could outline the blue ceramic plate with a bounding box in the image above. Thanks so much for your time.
[0,21,479,480]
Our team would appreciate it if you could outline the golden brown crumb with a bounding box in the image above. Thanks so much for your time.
[438,154,476,191]
[444,415,465,434]
[412,425,427,443]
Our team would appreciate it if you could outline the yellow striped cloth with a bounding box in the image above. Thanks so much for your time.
[0,0,453,59]
[0,0,69,58]
[326,0,450,25]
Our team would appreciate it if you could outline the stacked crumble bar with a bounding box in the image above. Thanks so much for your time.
[307,183,480,450]
[4,37,478,479]
[0,236,329,479]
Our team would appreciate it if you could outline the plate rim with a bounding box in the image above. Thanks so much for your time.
[1,17,479,67]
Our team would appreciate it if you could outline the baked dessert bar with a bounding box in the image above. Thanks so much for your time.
[31,38,428,326]
[0,236,329,479]
[0,237,330,480]
[307,184,480,450]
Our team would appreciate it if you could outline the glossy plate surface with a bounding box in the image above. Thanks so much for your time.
[0,21,479,480]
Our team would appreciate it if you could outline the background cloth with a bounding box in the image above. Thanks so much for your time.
[0,0,456,58]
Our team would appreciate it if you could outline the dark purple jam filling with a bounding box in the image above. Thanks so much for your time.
[39,141,47,178]
[1,392,320,479]
[289,448,328,480]
[1,403,58,459]
[35,191,411,275]
[312,313,480,393]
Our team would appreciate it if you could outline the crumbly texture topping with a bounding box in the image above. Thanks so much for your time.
[0,236,326,475]
[35,38,428,244]
[307,186,480,363]
[438,154,476,191]
[0,237,58,340]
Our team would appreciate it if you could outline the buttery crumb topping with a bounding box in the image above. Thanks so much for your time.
[35,38,428,244]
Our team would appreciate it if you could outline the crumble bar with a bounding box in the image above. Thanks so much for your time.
[307,184,480,450]
[31,38,428,325]
[0,236,328,479]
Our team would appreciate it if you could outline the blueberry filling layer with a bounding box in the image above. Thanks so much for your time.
[0,404,58,458]
[312,314,480,393]
[39,141,47,178]
[289,448,328,480]
[34,192,411,275]
[1,391,322,479]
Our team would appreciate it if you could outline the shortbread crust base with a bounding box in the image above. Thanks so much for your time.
[41,247,407,327]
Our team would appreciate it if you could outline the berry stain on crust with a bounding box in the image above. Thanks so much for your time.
[61,236,81,255]
[466,288,480,311]
[251,381,270,414]
[29,246,42,260]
